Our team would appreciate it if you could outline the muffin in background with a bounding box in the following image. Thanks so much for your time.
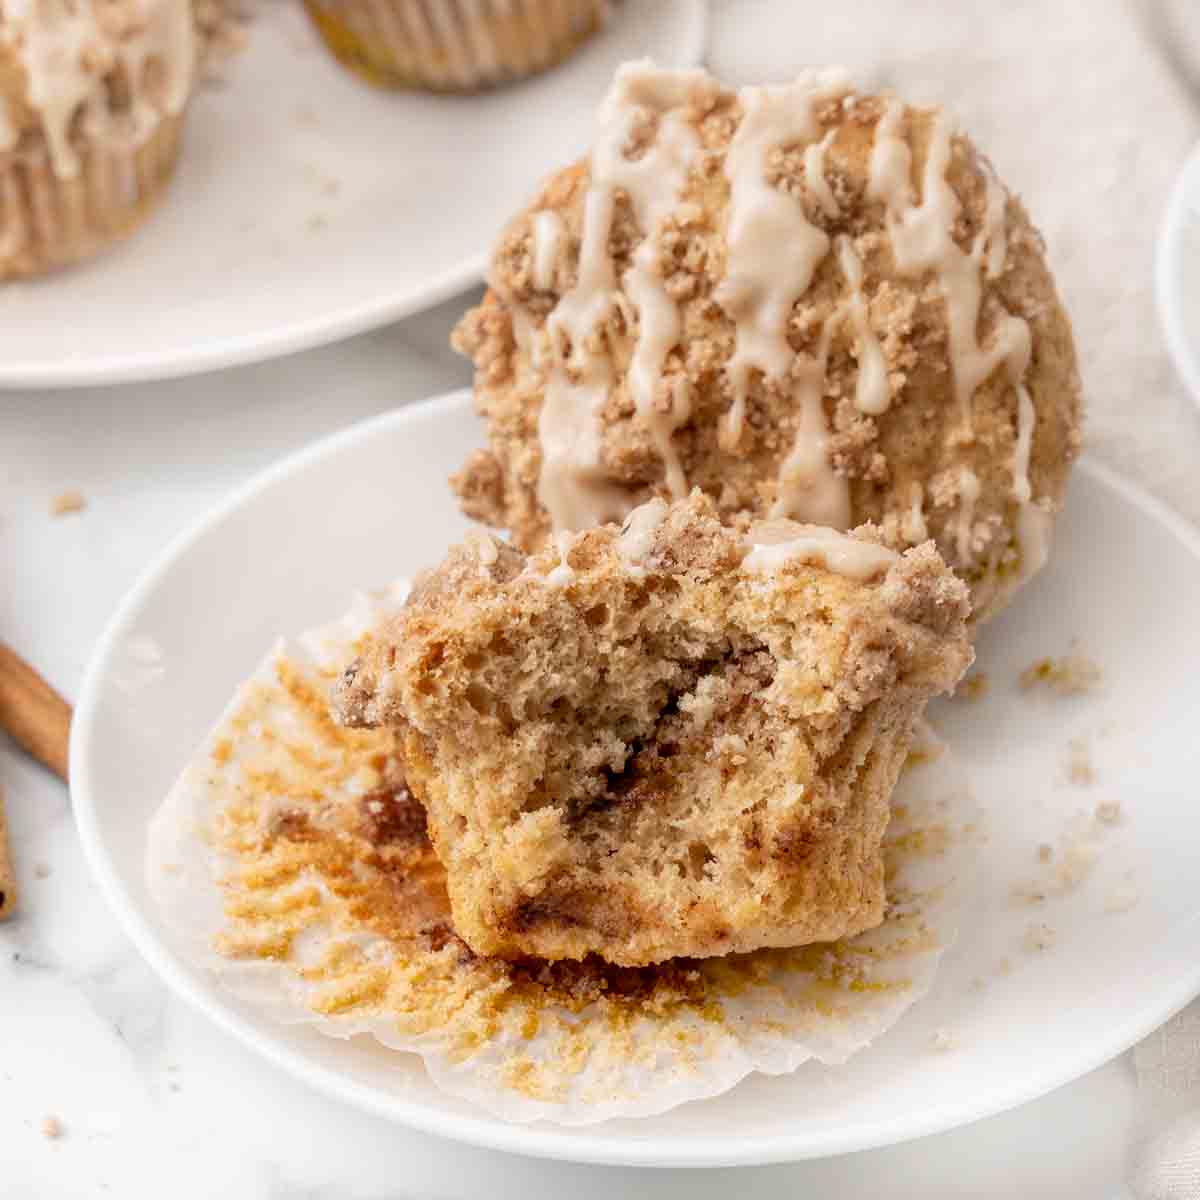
[304,0,611,92]
[0,0,197,280]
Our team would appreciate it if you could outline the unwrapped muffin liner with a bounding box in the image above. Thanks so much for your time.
[303,0,610,91]
[147,583,977,1125]
[0,114,185,279]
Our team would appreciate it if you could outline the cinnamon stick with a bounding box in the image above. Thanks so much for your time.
[0,641,71,782]
[0,788,13,920]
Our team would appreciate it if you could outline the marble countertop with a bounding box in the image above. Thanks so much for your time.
[0,297,1144,1198]
[5,1,1200,1191]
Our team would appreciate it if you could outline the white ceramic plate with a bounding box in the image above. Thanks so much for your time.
[0,1,705,389]
[1157,139,1200,411]
[72,391,1200,1167]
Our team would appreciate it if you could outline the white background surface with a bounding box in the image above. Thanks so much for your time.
[5,0,1200,1194]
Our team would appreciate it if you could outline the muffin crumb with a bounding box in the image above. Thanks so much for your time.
[1019,650,1102,695]
[50,490,86,518]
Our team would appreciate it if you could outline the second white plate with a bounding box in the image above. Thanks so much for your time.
[0,0,705,388]
[71,390,1200,1166]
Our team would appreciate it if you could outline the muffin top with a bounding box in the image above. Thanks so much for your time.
[0,0,196,178]
[452,61,1082,622]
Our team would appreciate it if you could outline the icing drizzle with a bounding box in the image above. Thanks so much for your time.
[743,520,898,581]
[716,71,849,451]
[0,0,196,180]
[534,62,712,533]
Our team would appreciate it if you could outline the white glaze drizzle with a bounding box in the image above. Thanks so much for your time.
[743,520,897,580]
[545,530,579,587]
[1014,501,1052,586]
[980,163,1008,280]
[868,104,1029,434]
[0,0,196,180]
[1011,383,1035,506]
[836,235,889,415]
[803,128,839,218]
[953,466,981,564]
[769,319,850,527]
[531,209,565,291]
[901,484,928,544]
[867,98,1049,573]
[616,496,668,573]
[535,62,711,532]
[717,70,849,451]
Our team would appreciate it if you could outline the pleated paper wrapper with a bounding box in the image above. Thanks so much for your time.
[146,582,977,1125]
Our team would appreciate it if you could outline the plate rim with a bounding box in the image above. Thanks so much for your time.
[0,0,709,390]
[1155,138,1200,414]
[70,392,1200,1166]
[0,259,484,389]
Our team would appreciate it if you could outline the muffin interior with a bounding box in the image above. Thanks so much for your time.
[337,494,972,965]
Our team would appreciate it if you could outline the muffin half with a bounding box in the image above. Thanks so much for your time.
[336,492,972,966]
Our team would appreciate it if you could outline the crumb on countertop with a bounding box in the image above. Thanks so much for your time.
[1066,737,1095,786]
[33,863,50,879]
[1024,922,1056,952]
[1104,882,1140,913]
[1095,800,1121,825]
[40,1115,63,1140]
[50,489,85,517]
[1019,649,1102,695]
[1037,843,1054,863]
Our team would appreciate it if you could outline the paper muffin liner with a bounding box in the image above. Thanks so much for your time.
[147,583,978,1125]
[303,0,610,91]
[0,113,185,280]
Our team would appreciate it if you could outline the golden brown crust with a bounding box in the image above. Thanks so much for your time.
[336,493,972,965]
[452,86,1083,622]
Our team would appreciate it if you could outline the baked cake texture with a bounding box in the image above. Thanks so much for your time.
[0,0,196,278]
[335,493,972,966]
[451,62,1082,622]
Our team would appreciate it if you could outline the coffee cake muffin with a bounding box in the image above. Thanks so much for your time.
[0,0,196,278]
[452,62,1082,622]
[336,493,971,966]
[305,0,610,92]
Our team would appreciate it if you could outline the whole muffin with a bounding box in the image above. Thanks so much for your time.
[0,0,196,279]
[305,0,611,91]
[452,62,1083,622]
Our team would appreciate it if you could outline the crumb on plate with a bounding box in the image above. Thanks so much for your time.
[1019,649,1102,695]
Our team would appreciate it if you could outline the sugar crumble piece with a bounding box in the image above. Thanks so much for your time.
[996,957,1013,975]
[1066,737,1095,786]
[931,1028,957,1051]
[1024,922,1056,952]
[49,489,86,517]
[961,671,989,701]
[1095,800,1121,826]
[33,863,50,880]
[1036,844,1053,864]
[40,1115,63,1140]
[1018,650,1102,695]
